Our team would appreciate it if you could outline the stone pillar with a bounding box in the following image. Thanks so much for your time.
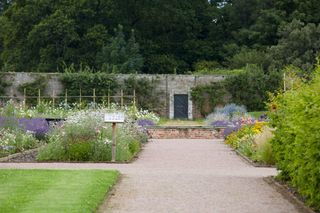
[169,91,174,119]
[188,90,193,120]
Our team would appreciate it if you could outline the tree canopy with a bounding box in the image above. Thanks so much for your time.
[0,0,319,73]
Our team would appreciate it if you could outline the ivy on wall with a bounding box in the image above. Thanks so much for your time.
[17,75,48,105]
[60,71,118,104]
[191,82,227,117]
[0,73,11,96]
[123,75,162,111]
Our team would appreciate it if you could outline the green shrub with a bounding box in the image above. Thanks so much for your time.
[128,140,141,155]
[36,135,68,161]
[225,65,282,111]
[191,82,227,116]
[252,126,275,165]
[68,142,92,161]
[237,135,255,157]
[269,66,320,210]
[193,60,223,71]
[90,140,112,161]
[253,140,275,165]
[228,49,270,70]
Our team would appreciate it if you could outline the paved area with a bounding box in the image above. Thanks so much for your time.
[0,139,301,213]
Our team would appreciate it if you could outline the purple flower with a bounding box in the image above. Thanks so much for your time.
[0,117,49,138]
[18,118,49,135]
[211,120,234,127]
[223,125,242,138]
[136,119,155,127]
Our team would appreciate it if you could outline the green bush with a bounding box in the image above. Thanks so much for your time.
[191,82,227,116]
[68,142,92,161]
[269,66,320,210]
[253,140,275,165]
[225,65,282,111]
[128,140,141,155]
[228,48,270,70]
[252,126,275,165]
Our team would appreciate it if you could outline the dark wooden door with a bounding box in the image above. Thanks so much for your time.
[174,94,188,119]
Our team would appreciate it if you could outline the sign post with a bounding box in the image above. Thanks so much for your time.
[104,112,125,162]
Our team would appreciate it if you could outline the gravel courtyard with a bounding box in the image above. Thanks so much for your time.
[0,139,301,213]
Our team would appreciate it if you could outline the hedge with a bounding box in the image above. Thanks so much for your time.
[269,66,320,210]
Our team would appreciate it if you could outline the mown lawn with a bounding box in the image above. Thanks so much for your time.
[0,169,118,213]
[158,118,205,126]
[248,111,267,119]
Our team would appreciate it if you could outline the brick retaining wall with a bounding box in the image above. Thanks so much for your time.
[146,126,224,139]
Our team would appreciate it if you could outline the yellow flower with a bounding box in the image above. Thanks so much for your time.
[252,122,266,134]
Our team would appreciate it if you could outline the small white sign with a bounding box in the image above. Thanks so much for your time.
[104,112,125,123]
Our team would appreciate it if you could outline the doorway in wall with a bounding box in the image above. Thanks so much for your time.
[174,94,188,119]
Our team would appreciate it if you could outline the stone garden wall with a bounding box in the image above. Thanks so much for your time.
[1,72,226,118]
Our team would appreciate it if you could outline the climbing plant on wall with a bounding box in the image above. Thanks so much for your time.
[0,73,11,96]
[60,71,118,105]
[17,75,48,105]
[123,75,162,111]
[191,82,227,117]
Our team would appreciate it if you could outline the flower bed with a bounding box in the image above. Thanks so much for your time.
[205,104,274,165]
[0,128,42,158]
[0,101,159,162]
[225,122,275,166]
[37,106,158,162]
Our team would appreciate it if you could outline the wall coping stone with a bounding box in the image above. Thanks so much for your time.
[146,125,225,130]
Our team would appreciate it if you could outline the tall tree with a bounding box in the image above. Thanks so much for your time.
[268,19,320,73]
[96,25,143,73]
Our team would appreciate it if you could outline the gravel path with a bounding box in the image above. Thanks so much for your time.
[0,139,301,213]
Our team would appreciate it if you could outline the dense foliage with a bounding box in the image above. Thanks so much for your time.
[191,65,282,112]
[123,75,162,112]
[60,69,118,104]
[191,82,226,116]
[269,66,320,210]
[0,1,319,74]
[17,75,48,105]
[0,73,11,95]
[225,65,282,111]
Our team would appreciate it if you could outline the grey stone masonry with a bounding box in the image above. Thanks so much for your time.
[1,72,226,118]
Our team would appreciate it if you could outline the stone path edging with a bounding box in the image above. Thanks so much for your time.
[0,148,40,163]
[264,177,316,213]
[234,149,276,168]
